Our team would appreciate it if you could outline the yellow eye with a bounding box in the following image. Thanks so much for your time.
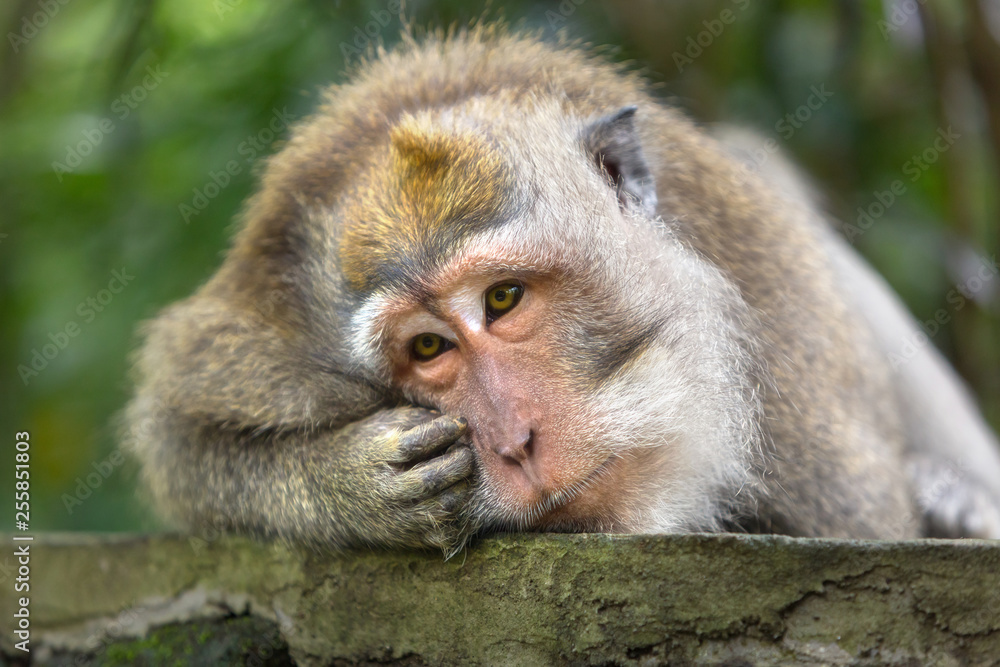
[485,283,523,320]
[412,333,448,361]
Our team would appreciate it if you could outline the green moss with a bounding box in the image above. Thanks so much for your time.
[48,616,292,667]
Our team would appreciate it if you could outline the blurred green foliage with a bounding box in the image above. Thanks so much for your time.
[1,0,997,533]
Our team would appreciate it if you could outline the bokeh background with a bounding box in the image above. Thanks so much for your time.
[2,0,998,533]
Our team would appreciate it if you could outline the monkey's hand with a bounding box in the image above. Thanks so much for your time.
[328,406,476,556]
[910,457,1000,539]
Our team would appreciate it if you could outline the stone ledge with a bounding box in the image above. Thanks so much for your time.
[1,533,999,665]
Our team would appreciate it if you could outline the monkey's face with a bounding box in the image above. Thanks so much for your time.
[332,112,649,531]
[340,104,758,534]
[374,253,649,532]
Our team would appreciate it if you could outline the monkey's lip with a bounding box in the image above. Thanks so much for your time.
[522,454,620,524]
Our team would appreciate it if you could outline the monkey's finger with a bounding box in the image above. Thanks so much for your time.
[415,482,473,553]
[392,415,468,463]
[433,481,470,515]
[395,446,475,500]
[413,481,471,520]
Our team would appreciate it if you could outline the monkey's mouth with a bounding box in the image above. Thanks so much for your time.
[482,454,622,532]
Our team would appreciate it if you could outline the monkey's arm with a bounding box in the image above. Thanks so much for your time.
[125,297,476,554]
[819,224,1000,538]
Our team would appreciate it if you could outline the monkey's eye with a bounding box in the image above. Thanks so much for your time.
[411,333,452,361]
[485,283,524,323]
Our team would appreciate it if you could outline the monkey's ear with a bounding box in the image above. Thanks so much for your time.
[583,105,658,217]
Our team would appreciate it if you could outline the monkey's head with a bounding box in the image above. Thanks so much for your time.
[275,93,761,536]
[219,33,765,537]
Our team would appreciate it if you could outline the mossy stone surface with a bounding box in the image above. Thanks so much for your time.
[2,533,998,665]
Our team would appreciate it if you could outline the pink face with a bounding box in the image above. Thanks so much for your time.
[377,253,642,531]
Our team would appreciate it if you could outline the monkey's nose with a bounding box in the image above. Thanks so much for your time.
[495,430,533,464]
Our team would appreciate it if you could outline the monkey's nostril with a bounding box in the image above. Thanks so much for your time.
[523,430,534,458]
[496,429,533,465]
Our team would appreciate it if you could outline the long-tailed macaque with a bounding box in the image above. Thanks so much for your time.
[125,26,1000,554]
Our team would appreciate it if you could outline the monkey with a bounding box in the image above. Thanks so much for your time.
[125,25,1000,556]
